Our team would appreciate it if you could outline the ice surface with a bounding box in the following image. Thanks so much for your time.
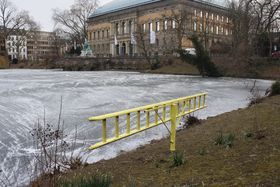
[0,69,273,186]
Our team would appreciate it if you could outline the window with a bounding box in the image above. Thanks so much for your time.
[211,13,214,20]
[102,30,104,38]
[94,32,96,39]
[193,21,197,31]
[200,11,203,18]
[128,21,132,33]
[107,30,109,38]
[194,9,197,16]
[221,27,224,34]
[200,23,203,32]
[122,22,126,34]
[164,20,168,30]
[206,12,209,19]
[226,17,229,23]
[98,31,100,39]
[156,21,160,31]
[172,20,176,29]
[225,28,228,35]
[149,22,153,32]
[217,15,219,21]
[211,26,214,33]
[206,25,209,33]
[216,26,219,34]
[115,23,119,35]
[222,16,224,22]
[142,23,146,32]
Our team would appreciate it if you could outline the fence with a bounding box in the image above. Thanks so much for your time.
[88,93,207,151]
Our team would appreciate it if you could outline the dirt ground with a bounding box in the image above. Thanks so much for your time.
[47,95,280,187]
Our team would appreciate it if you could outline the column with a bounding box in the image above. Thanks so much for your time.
[126,41,129,55]
[119,42,122,56]
[111,43,114,56]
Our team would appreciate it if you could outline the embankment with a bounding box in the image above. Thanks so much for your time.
[33,95,280,186]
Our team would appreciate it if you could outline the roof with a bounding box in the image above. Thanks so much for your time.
[89,0,161,18]
[89,0,227,19]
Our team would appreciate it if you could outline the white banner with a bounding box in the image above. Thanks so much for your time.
[131,33,137,44]
[150,30,156,44]
[114,35,118,46]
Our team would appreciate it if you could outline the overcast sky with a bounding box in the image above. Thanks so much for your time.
[10,0,112,32]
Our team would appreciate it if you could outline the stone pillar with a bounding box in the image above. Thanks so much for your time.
[119,42,122,55]
[126,41,129,55]
[111,43,114,56]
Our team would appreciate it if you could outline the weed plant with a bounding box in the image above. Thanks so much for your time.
[171,151,185,167]
[270,81,280,96]
[214,132,235,148]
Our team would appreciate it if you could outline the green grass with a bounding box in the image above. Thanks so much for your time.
[171,151,185,167]
[59,174,112,187]
[214,132,235,148]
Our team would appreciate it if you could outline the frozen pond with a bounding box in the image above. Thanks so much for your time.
[0,69,273,186]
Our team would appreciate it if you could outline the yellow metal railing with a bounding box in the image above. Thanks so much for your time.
[88,93,207,151]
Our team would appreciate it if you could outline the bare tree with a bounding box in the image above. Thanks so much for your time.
[252,0,280,55]
[0,0,38,57]
[134,23,154,64]
[162,8,191,52]
[10,11,40,61]
[52,28,70,58]
[52,0,99,46]
[228,0,280,56]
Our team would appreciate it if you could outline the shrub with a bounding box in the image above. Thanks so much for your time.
[60,174,112,187]
[184,115,200,128]
[214,132,235,148]
[171,151,185,167]
[248,80,263,107]
[179,35,221,77]
[150,58,161,70]
[269,81,280,96]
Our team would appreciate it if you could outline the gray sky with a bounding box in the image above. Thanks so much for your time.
[11,0,112,32]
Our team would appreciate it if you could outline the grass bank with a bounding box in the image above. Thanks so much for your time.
[150,57,280,80]
[33,95,280,186]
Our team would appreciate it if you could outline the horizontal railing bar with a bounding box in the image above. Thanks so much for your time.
[89,117,172,150]
[88,106,207,150]
[89,93,207,121]
[177,106,207,118]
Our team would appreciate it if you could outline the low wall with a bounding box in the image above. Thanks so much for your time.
[53,57,157,71]
[0,55,8,69]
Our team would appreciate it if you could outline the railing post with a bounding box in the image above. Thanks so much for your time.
[146,111,150,127]
[170,104,178,152]
[163,106,166,121]
[126,113,131,134]
[137,111,141,130]
[155,107,158,125]
[102,119,107,143]
[203,94,206,107]
[115,116,119,138]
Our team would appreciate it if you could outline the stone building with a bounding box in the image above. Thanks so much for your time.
[27,31,59,61]
[88,0,232,57]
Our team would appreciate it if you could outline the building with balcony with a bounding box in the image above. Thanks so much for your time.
[27,31,59,61]
[88,0,232,57]
[6,35,27,60]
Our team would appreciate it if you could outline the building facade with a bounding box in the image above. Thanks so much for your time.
[27,31,59,61]
[6,35,28,60]
[88,0,232,57]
